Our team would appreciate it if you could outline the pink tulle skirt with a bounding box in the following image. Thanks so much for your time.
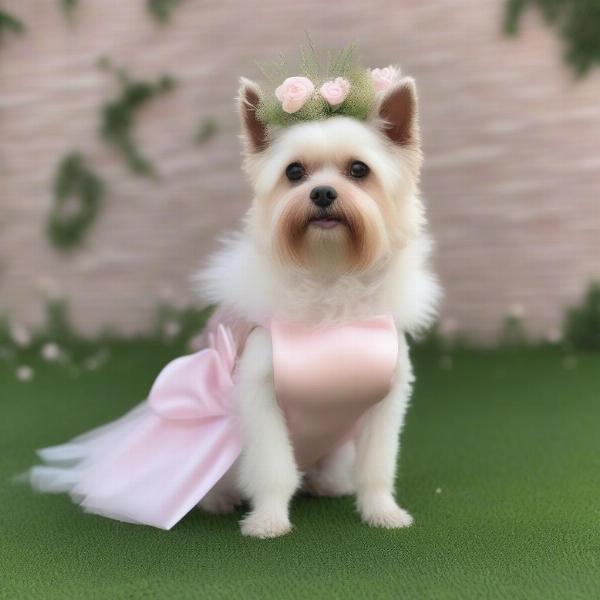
[29,322,244,530]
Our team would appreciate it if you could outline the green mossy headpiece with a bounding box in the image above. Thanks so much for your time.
[256,44,379,128]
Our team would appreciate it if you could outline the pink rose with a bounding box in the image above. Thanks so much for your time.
[370,66,398,93]
[319,77,351,107]
[275,76,315,114]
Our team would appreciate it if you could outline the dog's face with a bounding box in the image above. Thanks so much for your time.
[239,77,424,275]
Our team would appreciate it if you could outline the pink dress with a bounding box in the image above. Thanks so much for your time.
[29,312,398,529]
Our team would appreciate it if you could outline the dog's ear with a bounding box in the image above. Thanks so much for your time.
[377,77,419,147]
[238,78,269,153]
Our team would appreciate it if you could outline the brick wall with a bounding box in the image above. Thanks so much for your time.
[1,0,599,341]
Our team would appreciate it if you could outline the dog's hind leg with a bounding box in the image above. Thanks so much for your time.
[303,440,356,497]
[197,461,242,515]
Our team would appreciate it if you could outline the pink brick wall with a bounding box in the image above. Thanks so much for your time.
[1,0,599,341]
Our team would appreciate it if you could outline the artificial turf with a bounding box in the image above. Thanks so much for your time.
[1,342,599,599]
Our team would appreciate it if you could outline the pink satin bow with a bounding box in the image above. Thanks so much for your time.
[148,324,237,420]
[41,324,244,530]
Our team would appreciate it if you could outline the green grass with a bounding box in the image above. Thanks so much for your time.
[1,344,600,599]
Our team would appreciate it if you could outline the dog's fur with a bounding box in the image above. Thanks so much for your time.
[196,72,440,538]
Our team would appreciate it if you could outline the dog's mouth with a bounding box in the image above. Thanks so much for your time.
[307,211,346,230]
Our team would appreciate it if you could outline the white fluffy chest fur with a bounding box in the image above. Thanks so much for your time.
[196,229,440,333]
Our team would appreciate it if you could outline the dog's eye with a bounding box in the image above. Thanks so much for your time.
[349,161,370,179]
[285,162,306,182]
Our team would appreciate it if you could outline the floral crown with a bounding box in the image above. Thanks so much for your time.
[255,45,400,128]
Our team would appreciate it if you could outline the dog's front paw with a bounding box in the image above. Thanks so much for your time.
[359,492,414,529]
[240,507,292,539]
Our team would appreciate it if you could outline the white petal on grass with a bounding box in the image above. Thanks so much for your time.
[85,357,100,371]
[84,349,110,371]
[16,365,34,381]
[10,324,32,348]
[41,343,61,361]
[508,303,525,319]
[163,320,181,338]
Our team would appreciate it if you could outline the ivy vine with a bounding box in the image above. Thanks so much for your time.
[100,63,176,176]
[59,0,79,18]
[0,9,25,39]
[19,0,187,251]
[564,282,600,351]
[147,0,183,24]
[195,117,218,145]
[504,0,600,76]
[47,153,104,250]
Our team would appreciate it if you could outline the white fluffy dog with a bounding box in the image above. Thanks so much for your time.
[195,72,440,538]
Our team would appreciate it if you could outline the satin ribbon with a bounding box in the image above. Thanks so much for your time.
[148,324,237,420]
[31,324,243,530]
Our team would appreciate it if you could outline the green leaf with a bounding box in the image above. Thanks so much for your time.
[504,0,600,76]
[59,0,79,18]
[563,281,600,351]
[147,0,183,24]
[0,9,25,37]
[99,65,177,176]
[195,117,218,145]
[47,152,105,250]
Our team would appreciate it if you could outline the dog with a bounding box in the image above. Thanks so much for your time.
[194,69,440,538]
[29,64,439,538]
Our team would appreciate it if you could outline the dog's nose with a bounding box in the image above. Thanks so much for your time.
[310,185,337,208]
